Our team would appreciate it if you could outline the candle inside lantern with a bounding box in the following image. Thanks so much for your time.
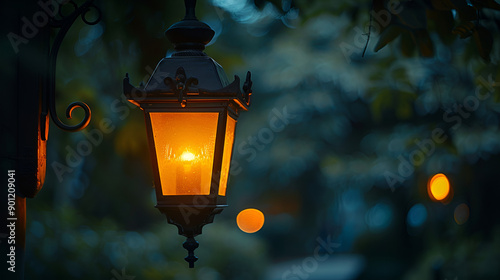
[176,150,202,194]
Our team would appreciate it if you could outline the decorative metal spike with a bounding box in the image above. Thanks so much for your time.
[243,71,252,93]
[183,237,199,268]
[243,71,252,105]
[184,0,197,20]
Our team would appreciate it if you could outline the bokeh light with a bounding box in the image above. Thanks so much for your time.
[428,173,451,202]
[237,208,265,233]
[407,203,427,228]
[454,203,470,225]
[365,203,393,231]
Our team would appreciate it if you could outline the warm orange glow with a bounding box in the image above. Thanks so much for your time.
[237,208,265,233]
[180,151,196,162]
[218,116,236,196]
[428,173,450,201]
[149,112,219,195]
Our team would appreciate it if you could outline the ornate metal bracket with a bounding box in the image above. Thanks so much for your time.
[164,67,199,107]
[41,0,102,140]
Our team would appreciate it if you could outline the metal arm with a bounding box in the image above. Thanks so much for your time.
[41,0,101,140]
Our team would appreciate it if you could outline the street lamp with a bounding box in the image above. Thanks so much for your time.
[123,0,252,268]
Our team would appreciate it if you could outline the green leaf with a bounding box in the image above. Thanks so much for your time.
[374,25,405,52]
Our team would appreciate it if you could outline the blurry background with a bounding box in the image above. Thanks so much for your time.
[24,0,500,279]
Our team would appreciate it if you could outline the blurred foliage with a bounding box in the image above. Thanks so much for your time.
[254,0,500,61]
[21,0,500,279]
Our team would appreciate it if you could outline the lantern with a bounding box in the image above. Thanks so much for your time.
[123,0,252,268]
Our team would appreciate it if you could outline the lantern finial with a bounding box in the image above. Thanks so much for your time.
[184,0,197,20]
[183,237,199,268]
[165,0,215,52]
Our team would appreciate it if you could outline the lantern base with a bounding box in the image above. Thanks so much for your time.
[156,205,226,237]
[156,205,226,268]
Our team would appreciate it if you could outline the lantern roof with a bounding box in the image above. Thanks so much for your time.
[143,54,230,93]
[123,0,251,110]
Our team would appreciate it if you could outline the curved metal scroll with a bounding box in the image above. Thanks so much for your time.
[41,0,101,140]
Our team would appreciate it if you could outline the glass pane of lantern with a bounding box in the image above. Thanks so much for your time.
[149,112,219,195]
[218,116,236,196]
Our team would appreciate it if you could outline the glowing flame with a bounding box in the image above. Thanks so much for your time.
[180,151,196,162]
